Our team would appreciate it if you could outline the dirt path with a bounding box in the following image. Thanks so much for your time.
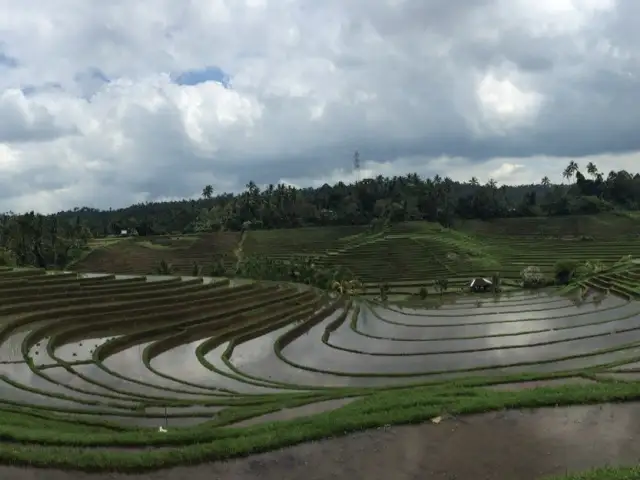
[2,402,640,480]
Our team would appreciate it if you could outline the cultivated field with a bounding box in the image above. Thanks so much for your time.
[3,264,640,476]
[74,232,241,274]
[457,213,640,238]
[73,216,640,288]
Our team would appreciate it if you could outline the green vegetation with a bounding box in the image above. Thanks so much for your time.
[0,161,640,477]
[0,161,637,275]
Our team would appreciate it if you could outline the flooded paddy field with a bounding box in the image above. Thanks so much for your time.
[2,272,639,419]
[4,267,640,478]
[0,274,640,410]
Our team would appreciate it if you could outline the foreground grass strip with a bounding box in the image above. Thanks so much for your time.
[545,466,640,480]
[3,382,640,471]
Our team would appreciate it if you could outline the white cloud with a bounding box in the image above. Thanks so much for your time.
[0,0,638,212]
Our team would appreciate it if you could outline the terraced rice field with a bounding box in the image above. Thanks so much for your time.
[74,232,241,274]
[72,218,640,288]
[458,213,640,238]
[242,225,367,258]
[4,266,640,474]
[474,237,640,277]
[320,235,475,283]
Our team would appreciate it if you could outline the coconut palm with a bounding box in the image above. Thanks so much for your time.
[202,185,213,199]
[562,161,579,183]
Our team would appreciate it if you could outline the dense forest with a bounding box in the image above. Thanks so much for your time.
[0,160,638,268]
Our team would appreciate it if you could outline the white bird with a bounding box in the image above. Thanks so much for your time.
[158,426,167,433]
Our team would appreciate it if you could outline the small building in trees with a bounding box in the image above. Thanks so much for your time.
[469,277,492,292]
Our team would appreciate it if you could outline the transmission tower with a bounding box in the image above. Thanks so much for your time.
[353,150,361,183]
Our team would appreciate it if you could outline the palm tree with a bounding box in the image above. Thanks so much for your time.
[562,161,579,183]
[541,176,551,188]
[469,176,479,186]
[586,162,598,178]
[202,185,213,199]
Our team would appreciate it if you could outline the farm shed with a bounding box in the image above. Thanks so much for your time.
[469,277,492,292]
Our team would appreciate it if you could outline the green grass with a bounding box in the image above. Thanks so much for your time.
[547,466,640,480]
[1,378,640,471]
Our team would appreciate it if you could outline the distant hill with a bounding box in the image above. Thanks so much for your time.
[72,214,640,285]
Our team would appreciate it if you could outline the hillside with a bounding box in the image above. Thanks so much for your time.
[72,214,640,283]
[73,232,241,275]
[457,213,640,238]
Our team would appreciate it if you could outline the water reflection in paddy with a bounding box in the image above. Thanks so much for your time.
[151,339,284,394]
[279,298,640,376]
[357,301,640,340]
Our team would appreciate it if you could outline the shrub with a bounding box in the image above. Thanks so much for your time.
[574,260,606,278]
[433,278,449,294]
[379,282,390,301]
[0,248,16,267]
[554,259,579,284]
[418,286,428,299]
[209,255,228,276]
[191,261,201,277]
[520,266,546,288]
[156,259,173,275]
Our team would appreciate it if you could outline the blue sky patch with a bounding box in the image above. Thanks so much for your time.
[172,65,230,87]
[75,67,110,84]
[0,51,18,68]
[21,83,63,96]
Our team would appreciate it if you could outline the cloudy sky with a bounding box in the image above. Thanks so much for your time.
[1,0,639,213]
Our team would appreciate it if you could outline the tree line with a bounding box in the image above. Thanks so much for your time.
[0,161,638,268]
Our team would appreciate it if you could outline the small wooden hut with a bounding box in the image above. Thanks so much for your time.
[469,277,492,292]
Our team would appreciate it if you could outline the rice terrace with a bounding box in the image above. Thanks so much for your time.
[2,212,640,479]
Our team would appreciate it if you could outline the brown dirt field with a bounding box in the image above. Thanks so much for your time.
[2,402,640,479]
